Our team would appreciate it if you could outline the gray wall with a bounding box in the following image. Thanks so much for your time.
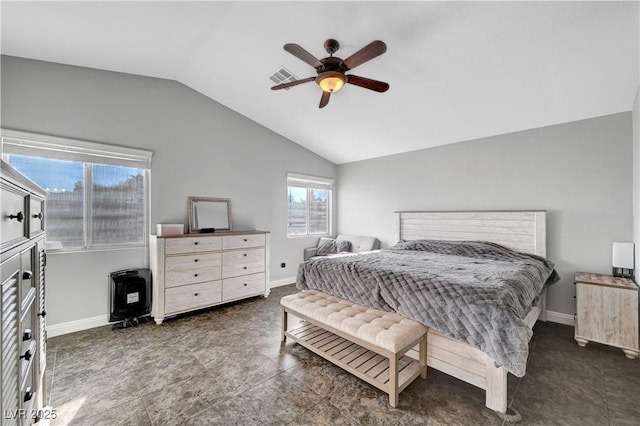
[337,112,633,316]
[1,55,336,327]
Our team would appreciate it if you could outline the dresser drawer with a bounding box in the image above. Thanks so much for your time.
[29,195,45,237]
[222,247,265,278]
[165,281,222,314]
[223,272,265,301]
[166,236,222,255]
[165,253,222,288]
[1,181,28,250]
[222,234,265,250]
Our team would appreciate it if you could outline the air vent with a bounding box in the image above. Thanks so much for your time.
[269,66,299,90]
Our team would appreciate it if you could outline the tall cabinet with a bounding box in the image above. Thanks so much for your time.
[1,160,47,425]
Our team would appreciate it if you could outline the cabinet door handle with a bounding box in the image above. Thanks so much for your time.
[38,310,46,318]
[20,348,33,361]
[24,387,33,402]
[23,329,32,341]
[32,212,43,220]
[8,212,24,222]
[22,270,33,280]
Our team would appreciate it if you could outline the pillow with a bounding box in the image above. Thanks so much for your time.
[336,240,352,253]
[316,238,338,256]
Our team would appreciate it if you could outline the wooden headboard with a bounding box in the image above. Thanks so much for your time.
[394,211,547,257]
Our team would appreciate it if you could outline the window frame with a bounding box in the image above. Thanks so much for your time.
[1,129,152,253]
[286,172,333,238]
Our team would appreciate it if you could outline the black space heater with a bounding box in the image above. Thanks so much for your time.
[109,268,151,329]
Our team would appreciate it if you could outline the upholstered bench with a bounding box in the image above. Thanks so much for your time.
[280,290,427,407]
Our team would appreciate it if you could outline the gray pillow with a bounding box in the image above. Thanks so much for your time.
[317,238,338,256]
[337,240,352,253]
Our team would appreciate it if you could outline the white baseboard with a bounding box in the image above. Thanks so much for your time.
[46,314,109,338]
[270,276,296,288]
[545,310,575,326]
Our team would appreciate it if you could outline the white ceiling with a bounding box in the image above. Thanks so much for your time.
[1,1,639,164]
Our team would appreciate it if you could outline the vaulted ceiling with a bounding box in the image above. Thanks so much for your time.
[1,1,638,164]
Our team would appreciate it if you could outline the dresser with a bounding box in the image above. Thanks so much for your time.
[1,160,47,425]
[574,272,639,359]
[149,231,270,324]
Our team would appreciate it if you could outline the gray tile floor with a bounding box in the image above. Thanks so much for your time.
[46,284,639,425]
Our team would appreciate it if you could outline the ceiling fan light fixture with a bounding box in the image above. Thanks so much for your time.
[317,71,346,93]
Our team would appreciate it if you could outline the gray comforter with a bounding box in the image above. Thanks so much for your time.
[296,239,559,377]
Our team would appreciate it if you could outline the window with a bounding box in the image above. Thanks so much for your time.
[2,130,152,251]
[287,173,333,237]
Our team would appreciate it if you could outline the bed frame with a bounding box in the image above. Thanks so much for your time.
[394,210,548,415]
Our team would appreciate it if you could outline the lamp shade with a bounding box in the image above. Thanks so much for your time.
[317,71,346,92]
[612,242,634,269]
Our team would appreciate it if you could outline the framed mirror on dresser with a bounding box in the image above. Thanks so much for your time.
[187,196,232,233]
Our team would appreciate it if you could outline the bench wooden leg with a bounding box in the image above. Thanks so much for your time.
[419,333,427,379]
[281,306,288,342]
[389,354,399,408]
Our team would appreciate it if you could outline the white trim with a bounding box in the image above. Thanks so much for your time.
[46,314,109,337]
[1,128,152,168]
[270,276,296,288]
[544,310,575,326]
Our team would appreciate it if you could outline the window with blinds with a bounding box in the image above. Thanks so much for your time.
[1,130,152,251]
[287,173,333,237]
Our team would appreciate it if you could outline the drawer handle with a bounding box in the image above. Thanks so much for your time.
[22,270,33,280]
[243,283,248,287]
[243,266,247,270]
[244,238,247,242]
[24,387,33,402]
[32,212,43,220]
[194,242,199,245]
[194,259,199,262]
[20,348,33,361]
[23,329,32,341]
[8,212,24,222]
[38,310,46,318]
[194,273,199,277]
[243,253,247,257]
[194,292,199,296]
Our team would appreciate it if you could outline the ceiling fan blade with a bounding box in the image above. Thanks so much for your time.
[342,40,387,70]
[271,77,315,91]
[284,43,323,69]
[319,91,331,108]
[346,75,389,92]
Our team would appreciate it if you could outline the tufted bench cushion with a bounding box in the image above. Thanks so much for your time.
[280,290,427,353]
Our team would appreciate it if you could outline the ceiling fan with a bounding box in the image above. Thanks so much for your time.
[271,39,389,108]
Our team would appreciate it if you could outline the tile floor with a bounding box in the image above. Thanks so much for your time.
[45,284,639,425]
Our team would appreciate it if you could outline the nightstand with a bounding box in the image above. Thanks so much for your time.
[574,272,639,359]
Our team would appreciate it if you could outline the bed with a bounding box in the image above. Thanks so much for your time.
[295,210,558,417]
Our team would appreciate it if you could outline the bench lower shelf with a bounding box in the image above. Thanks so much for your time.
[285,322,425,404]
